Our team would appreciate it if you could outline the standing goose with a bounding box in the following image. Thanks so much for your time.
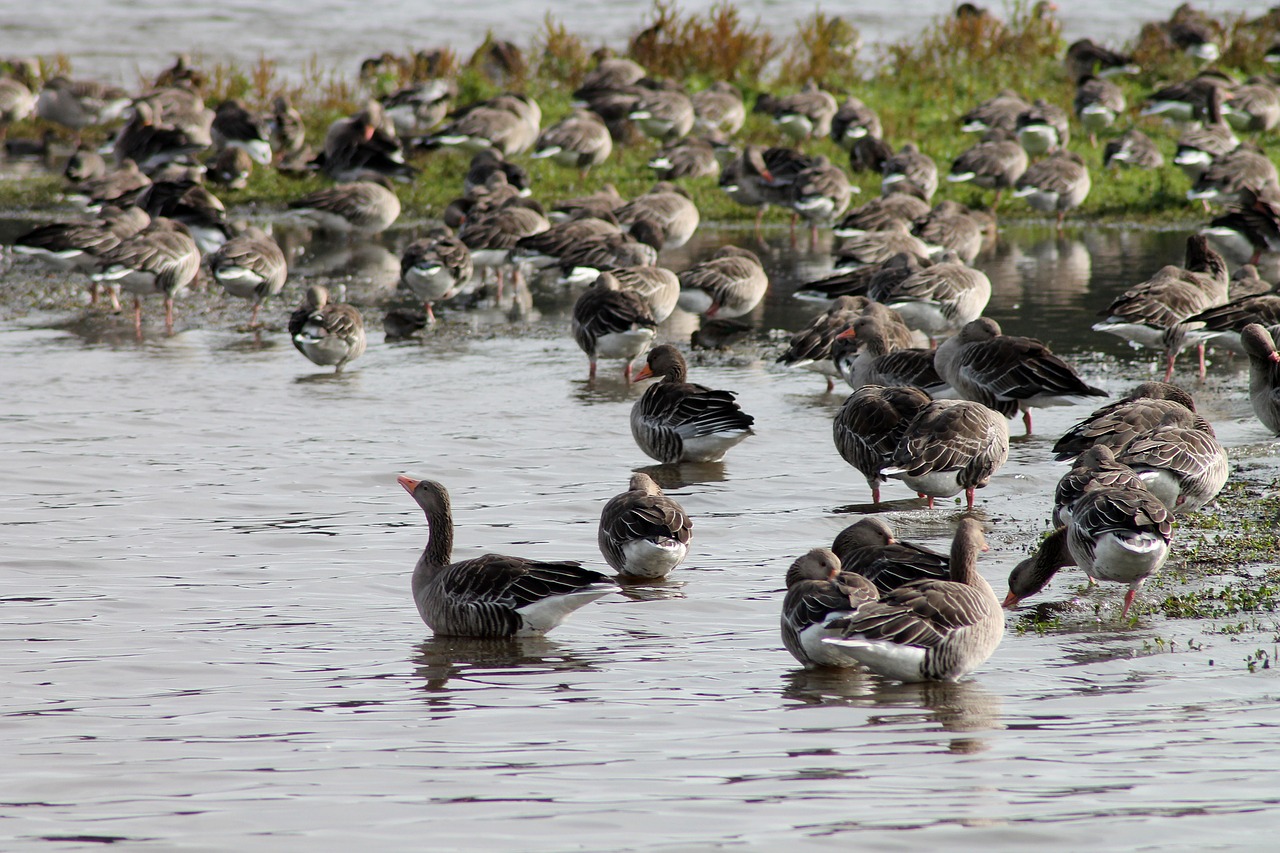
[833,384,934,506]
[676,246,768,319]
[616,183,700,250]
[531,109,612,173]
[1116,413,1229,514]
[1073,75,1126,147]
[65,158,152,211]
[719,145,814,237]
[691,81,745,135]
[947,130,1028,208]
[960,90,1030,135]
[207,226,287,326]
[763,81,838,141]
[832,318,950,396]
[287,177,401,234]
[788,155,855,244]
[630,344,755,463]
[1221,80,1280,132]
[1065,485,1174,618]
[397,476,617,638]
[1052,381,1197,462]
[431,93,540,156]
[1178,269,1280,354]
[1104,129,1164,170]
[912,201,988,265]
[934,317,1107,435]
[628,88,696,143]
[1002,526,1075,609]
[509,213,622,270]
[1186,145,1280,207]
[1202,186,1280,266]
[399,227,474,323]
[1052,444,1149,528]
[776,296,866,392]
[1015,99,1071,156]
[822,518,1003,683]
[381,79,456,138]
[288,284,367,373]
[598,473,693,579]
[317,101,414,182]
[12,204,150,277]
[832,516,950,594]
[1241,323,1280,434]
[883,399,1010,510]
[881,143,938,200]
[571,271,658,381]
[1013,149,1091,229]
[869,251,991,339]
[830,96,882,149]
[1093,235,1229,380]
[647,135,723,181]
[609,265,681,323]
[1064,39,1139,80]
[90,217,200,335]
[782,548,878,669]
[553,226,663,286]
[1173,90,1238,183]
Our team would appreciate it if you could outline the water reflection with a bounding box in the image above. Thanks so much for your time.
[410,635,597,693]
[634,461,729,488]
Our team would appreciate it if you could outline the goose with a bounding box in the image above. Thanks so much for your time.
[397,476,617,638]
[553,225,663,285]
[431,93,540,156]
[317,101,414,181]
[1052,444,1149,528]
[35,76,131,135]
[1186,145,1280,207]
[211,98,272,165]
[647,135,723,180]
[630,344,755,463]
[65,158,152,211]
[1221,79,1280,132]
[881,143,938,200]
[459,199,550,286]
[833,220,931,268]
[1074,75,1126,146]
[830,96,882,149]
[598,472,693,579]
[1015,98,1071,155]
[947,130,1028,207]
[1116,412,1229,514]
[573,57,647,100]
[1093,235,1229,380]
[831,516,950,593]
[464,149,532,198]
[1052,381,1197,462]
[207,226,287,326]
[794,252,923,302]
[849,134,895,174]
[832,317,950,396]
[1241,323,1280,434]
[776,296,866,391]
[782,548,878,669]
[531,109,612,172]
[1103,129,1165,170]
[834,186,931,236]
[608,265,681,323]
[912,201,988,264]
[822,518,1003,683]
[1012,149,1091,229]
[832,384,934,505]
[381,79,456,138]
[1173,94,1239,183]
[269,95,310,169]
[1064,39,1139,80]
[676,246,768,318]
[1143,72,1232,124]
[1202,186,1280,265]
[934,317,1107,435]
[1065,485,1174,617]
[287,178,401,234]
[960,90,1030,135]
[691,81,745,135]
[90,217,200,335]
[549,183,625,222]
[628,88,695,142]
[1167,10,1221,63]
[882,399,1010,510]
[399,227,473,322]
[571,271,658,381]
[763,81,838,141]
[12,205,150,277]
[1002,526,1076,609]
[288,284,367,373]
[509,212,621,269]
[1181,276,1280,354]
[719,145,815,236]
[134,179,231,254]
[869,251,991,339]
[109,100,209,172]
[64,145,108,183]
[615,183,700,249]
[209,147,253,190]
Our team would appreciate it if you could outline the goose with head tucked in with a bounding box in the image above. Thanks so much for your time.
[1064,38,1139,81]
[553,225,663,286]
[834,185,932,236]
[882,399,1009,510]
[630,344,755,463]
[1116,412,1228,515]
[1178,267,1280,355]
[1240,324,1280,434]
[934,317,1107,435]
[13,204,150,278]
[1104,128,1164,170]
[629,87,695,143]
[1074,75,1126,147]
[1015,98,1071,156]
[1013,148,1091,229]
[822,518,1002,682]
[647,134,724,180]
[1065,484,1174,618]
[831,96,882,149]
[788,155,855,244]
[598,472,693,579]
[208,225,287,326]
[834,220,931,269]
[832,517,951,594]
[960,90,1030,135]
[782,548,878,669]
[288,284,366,373]
[677,246,768,319]
[868,251,991,339]
[211,98,272,165]
[833,384,934,506]
[947,130,1028,208]
[762,81,838,141]
[1186,145,1280,207]
[881,143,938,200]
[397,476,618,638]
[615,183,700,250]
[531,108,612,172]
[1221,79,1280,132]
[691,81,745,135]
[912,200,988,264]
[572,271,657,381]
[400,226,473,322]
[288,177,401,234]
[431,93,540,156]
[1173,89,1238,182]
[90,217,200,335]
[1052,381,1197,462]
[608,265,681,323]
[35,75,131,135]
[1052,444,1149,528]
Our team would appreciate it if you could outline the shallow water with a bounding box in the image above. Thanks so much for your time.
[16,1,1278,83]
[3,215,1280,849]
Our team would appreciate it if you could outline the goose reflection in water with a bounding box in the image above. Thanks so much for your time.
[410,636,599,695]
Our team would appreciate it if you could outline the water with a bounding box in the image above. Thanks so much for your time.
[4,215,1280,849]
[13,1,1277,83]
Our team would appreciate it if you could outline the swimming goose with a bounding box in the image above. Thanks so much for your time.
[833,384,934,505]
[776,296,866,391]
[1186,145,1280,207]
[947,130,1028,208]
[1065,485,1174,617]
[288,284,367,373]
[1012,149,1091,229]
[572,271,658,381]
[782,548,878,669]
[833,318,950,396]
[1074,75,1126,146]
[691,81,745,135]
[630,344,755,463]
[882,399,1010,510]
[628,87,695,142]
[615,183,700,249]
[609,265,681,323]
[432,93,540,156]
[397,476,617,638]
[834,185,932,236]
[762,81,838,141]
[831,517,951,594]
[788,155,855,243]
[912,201,987,264]
[1241,323,1280,434]
[287,177,401,234]
[207,226,287,326]
[934,317,1107,435]
[1093,234,1229,380]
[1052,381,1197,462]
[1116,412,1229,514]
[823,518,1002,682]
[531,109,612,172]
[1015,98,1071,156]
[399,227,473,322]
[869,251,991,339]
[1052,444,1149,528]
[676,246,768,318]
[960,90,1030,135]
[598,472,693,579]
[1103,129,1165,170]
[1064,39,1139,80]
[881,143,938,200]
[831,96,882,149]
[211,98,272,165]
[91,217,200,335]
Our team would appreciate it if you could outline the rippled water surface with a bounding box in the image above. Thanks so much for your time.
[4,216,1280,849]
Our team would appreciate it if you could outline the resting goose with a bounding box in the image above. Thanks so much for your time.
[834,186,931,236]
[531,109,612,172]
[1241,324,1280,434]
[211,98,273,165]
[869,251,991,339]
[776,296,866,392]
[1186,146,1280,207]
[598,473,693,579]
[1116,412,1229,514]
[1074,75,1126,146]
[571,271,657,381]
[763,82,839,141]
[616,183,700,250]
[960,90,1030,135]
[628,88,695,143]
[881,143,938,200]
[788,155,855,244]
[647,135,723,180]
[912,201,988,264]
[1015,98,1071,156]
[947,130,1028,208]
[782,548,878,669]
[831,516,950,594]
[719,145,814,236]
[1202,186,1280,266]
[1013,148,1091,229]
[691,82,745,135]
[90,217,200,335]
[676,246,768,319]
[883,399,1010,510]
[431,93,540,156]
[1103,129,1164,170]
[831,96,882,149]
[1052,381,1197,462]
[287,178,401,234]
[288,284,367,373]
[1064,39,1139,81]
[609,265,681,323]
[1179,268,1280,354]
[397,476,617,637]
[400,227,474,322]
[630,344,755,463]
[208,226,288,326]
[1221,80,1280,132]
[823,518,1003,682]
[834,220,931,268]
[833,384,934,505]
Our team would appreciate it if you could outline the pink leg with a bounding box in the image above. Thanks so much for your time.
[1121,588,1137,618]
[1022,409,1033,435]
[589,358,597,381]
[925,495,934,509]
[825,376,834,393]
[133,296,143,338]
[623,361,632,382]
[1164,351,1175,382]
[250,302,261,327]
[425,302,436,324]
[164,297,174,334]
[966,487,975,511]
[871,484,880,505]
[1197,343,1206,380]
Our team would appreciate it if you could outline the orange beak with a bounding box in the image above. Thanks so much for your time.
[632,364,654,383]
[1001,590,1020,609]
[396,475,420,494]
[835,327,857,340]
